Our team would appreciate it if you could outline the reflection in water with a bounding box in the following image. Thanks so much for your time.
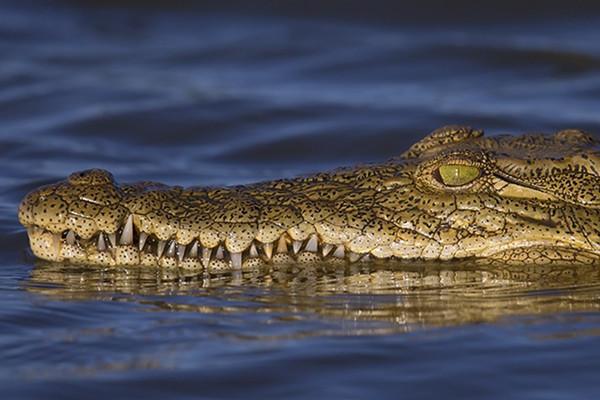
[26,261,600,336]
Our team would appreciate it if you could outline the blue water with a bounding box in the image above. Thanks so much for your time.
[2,1,600,399]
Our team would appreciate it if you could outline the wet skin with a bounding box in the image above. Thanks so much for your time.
[18,126,600,270]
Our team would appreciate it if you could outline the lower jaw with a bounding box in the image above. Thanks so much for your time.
[58,244,347,271]
[26,228,600,269]
[26,228,370,271]
[480,245,600,266]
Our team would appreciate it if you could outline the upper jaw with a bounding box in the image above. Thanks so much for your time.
[24,218,366,270]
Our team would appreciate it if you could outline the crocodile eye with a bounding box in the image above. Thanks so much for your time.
[437,164,480,186]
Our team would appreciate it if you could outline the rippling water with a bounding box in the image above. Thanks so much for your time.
[2,1,600,398]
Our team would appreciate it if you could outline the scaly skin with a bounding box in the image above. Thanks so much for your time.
[18,126,600,270]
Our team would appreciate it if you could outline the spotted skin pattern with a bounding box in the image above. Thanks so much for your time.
[18,126,600,270]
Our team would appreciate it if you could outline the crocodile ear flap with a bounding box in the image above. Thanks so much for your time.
[401,126,483,159]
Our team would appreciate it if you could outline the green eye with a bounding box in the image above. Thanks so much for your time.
[438,164,480,186]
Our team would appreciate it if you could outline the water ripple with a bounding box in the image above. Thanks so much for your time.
[2,1,600,398]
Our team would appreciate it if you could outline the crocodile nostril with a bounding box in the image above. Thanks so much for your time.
[68,169,115,186]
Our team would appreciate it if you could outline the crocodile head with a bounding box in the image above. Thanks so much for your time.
[18,126,600,270]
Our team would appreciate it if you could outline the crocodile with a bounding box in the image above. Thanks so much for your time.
[18,126,600,270]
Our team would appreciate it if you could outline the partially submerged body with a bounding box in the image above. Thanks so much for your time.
[19,126,600,270]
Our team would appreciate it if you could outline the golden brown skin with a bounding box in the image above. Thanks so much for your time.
[18,126,600,270]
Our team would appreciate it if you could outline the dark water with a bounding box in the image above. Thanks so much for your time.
[2,1,600,399]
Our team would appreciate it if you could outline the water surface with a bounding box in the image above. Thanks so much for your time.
[2,1,600,399]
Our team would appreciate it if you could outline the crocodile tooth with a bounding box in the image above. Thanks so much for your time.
[348,251,361,263]
[51,233,61,256]
[66,230,76,246]
[322,243,334,257]
[166,241,176,258]
[276,236,288,254]
[230,252,242,269]
[263,242,273,260]
[202,247,211,268]
[292,240,302,254]
[177,244,186,263]
[215,245,224,259]
[138,232,148,251]
[157,240,166,258]
[97,233,107,251]
[108,233,117,248]
[188,241,198,258]
[333,245,345,258]
[305,234,318,253]
[119,215,134,245]
[249,242,259,258]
